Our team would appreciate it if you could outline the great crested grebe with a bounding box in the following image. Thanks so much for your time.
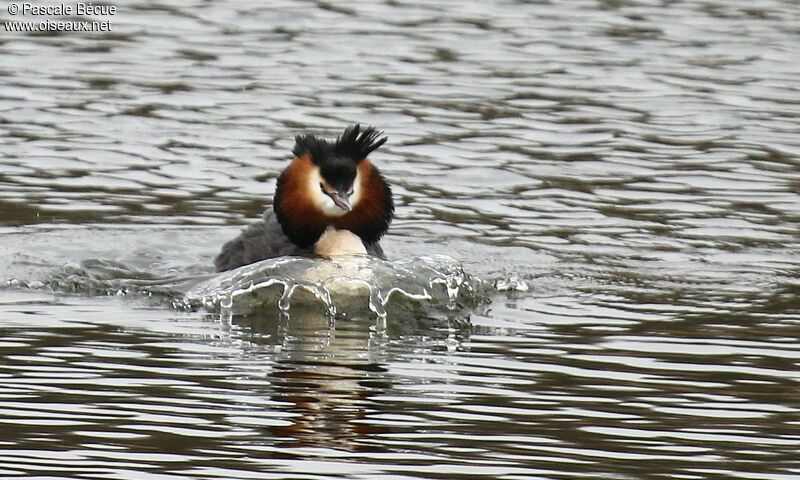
[214,125,394,272]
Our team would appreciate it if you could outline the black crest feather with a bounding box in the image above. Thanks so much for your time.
[292,124,387,164]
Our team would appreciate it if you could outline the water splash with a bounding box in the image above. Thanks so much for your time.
[182,254,484,319]
[40,258,194,299]
[2,240,487,320]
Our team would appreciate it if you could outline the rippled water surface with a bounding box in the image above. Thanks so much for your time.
[2,0,799,478]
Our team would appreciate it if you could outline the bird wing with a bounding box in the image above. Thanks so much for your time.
[214,210,300,272]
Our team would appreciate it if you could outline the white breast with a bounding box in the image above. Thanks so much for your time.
[313,227,368,257]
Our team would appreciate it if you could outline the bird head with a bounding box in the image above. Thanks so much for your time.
[274,125,393,249]
[313,152,360,215]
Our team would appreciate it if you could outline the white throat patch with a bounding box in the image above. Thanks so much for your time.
[307,167,362,217]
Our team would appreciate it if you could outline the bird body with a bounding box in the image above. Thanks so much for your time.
[214,125,393,272]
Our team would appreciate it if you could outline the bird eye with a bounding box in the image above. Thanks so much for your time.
[319,182,325,191]
[347,189,354,196]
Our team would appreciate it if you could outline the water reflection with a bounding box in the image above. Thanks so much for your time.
[237,310,387,451]
[223,304,472,452]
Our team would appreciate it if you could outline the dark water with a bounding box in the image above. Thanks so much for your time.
[2,0,800,478]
